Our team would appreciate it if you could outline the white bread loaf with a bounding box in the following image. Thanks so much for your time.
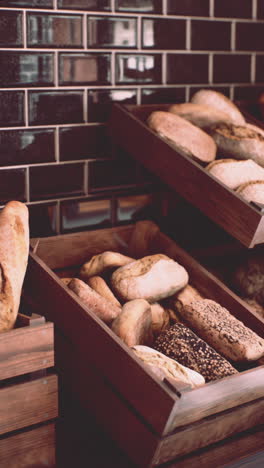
[147,110,217,164]
[111,254,189,303]
[168,102,235,129]
[132,345,205,388]
[181,299,264,362]
[236,180,264,204]
[191,90,245,125]
[210,123,264,167]
[206,159,264,189]
[0,201,29,332]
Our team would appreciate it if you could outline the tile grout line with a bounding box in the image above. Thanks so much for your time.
[231,21,236,51]
[186,19,191,50]
[252,0,257,19]
[209,54,213,84]
[55,127,60,162]
[22,10,27,49]
[84,161,89,195]
[163,0,167,15]
[251,53,256,83]
[25,166,30,203]
[210,0,214,17]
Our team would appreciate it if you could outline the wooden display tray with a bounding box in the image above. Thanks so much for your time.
[108,103,264,248]
[25,221,264,467]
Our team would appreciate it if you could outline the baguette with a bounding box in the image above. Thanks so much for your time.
[147,111,217,164]
[0,201,29,332]
[206,159,264,189]
[191,90,245,125]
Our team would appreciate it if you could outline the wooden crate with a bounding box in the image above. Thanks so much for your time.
[108,103,264,248]
[25,221,264,467]
[0,300,58,436]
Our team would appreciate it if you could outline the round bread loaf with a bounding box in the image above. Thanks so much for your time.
[206,159,264,189]
[132,345,205,388]
[147,111,217,164]
[191,90,245,125]
[181,299,264,361]
[168,102,235,129]
[210,123,264,167]
[153,323,238,382]
[111,299,153,347]
[236,180,264,204]
[111,254,189,303]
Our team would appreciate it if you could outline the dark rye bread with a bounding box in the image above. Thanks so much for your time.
[210,123,264,167]
[147,111,217,164]
[181,299,264,362]
[153,323,238,382]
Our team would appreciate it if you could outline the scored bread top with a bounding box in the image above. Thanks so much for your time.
[147,110,217,163]
[191,89,245,125]
[206,158,264,189]
[236,180,264,204]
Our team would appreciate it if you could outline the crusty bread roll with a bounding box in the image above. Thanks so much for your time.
[206,159,264,189]
[79,251,134,281]
[132,345,205,388]
[147,111,217,164]
[150,302,170,335]
[111,254,189,303]
[236,180,264,204]
[167,284,204,317]
[111,299,153,347]
[191,90,245,125]
[60,278,72,287]
[210,123,264,167]
[168,102,235,129]
[87,275,121,308]
[154,323,238,382]
[246,122,264,138]
[232,255,264,306]
[181,299,264,361]
[0,201,29,332]
[67,278,121,324]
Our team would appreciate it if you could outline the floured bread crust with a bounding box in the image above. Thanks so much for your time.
[168,102,234,128]
[206,159,264,189]
[236,180,264,204]
[79,251,134,280]
[112,299,152,347]
[191,90,245,125]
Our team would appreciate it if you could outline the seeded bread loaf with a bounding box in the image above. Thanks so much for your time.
[147,111,217,164]
[154,323,238,382]
[0,201,29,332]
[210,123,264,167]
[168,103,235,129]
[206,159,264,189]
[191,90,245,125]
[181,299,264,361]
[236,180,264,204]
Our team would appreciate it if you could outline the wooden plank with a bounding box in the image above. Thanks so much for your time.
[108,104,264,247]
[0,373,58,435]
[0,322,54,380]
[0,422,56,467]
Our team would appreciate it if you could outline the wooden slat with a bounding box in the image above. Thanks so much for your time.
[108,104,264,247]
[0,321,54,380]
[0,422,56,467]
[0,373,58,435]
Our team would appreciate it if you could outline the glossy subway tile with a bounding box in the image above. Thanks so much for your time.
[233,85,264,102]
[59,125,111,161]
[116,53,162,84]
[59,53,111,86]
[30,163,85,201]
[0,129,55,166]
[27,13,83,49]
[191,20,231,51]
[88,158,139,192]
[117,193,154,223]
[236,22,264,51]
[0,91,24,127]
[214,0,252,19]
[213,54,251,83]
[0,1,52,7]
[28,202,57,238]
[0,10,23,48]
[167,0,210,16]
[115,0,162,13]
[88,88,137,122]
[0,52,54,88]
[167,54,209,84]
[258,1,264,19]
[58,0,111,10]
[142,18,186,50]
[29,91,84,125]
[61,198,111,233]
[141,87,186,104]
[87,16,137,49]
[0,168,26,204]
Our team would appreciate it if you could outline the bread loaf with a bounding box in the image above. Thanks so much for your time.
[232,255,264,306]
[168,103,235,129]
[111,299,153,347]
[206,159,264,189]
[111,254,189,303]
[67,278,121,324]
[132,345,205,388]
[87,275,121,308]
[236,180,264,204]
[167,284,204,316]
[150,302,170,335]
[181,299,264,361]
[0,201,29,332]
[191,90,245,125]
[147,111,217,164]
[79,251,134,281]
[210,123,264,167]
[154,323,238,382]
